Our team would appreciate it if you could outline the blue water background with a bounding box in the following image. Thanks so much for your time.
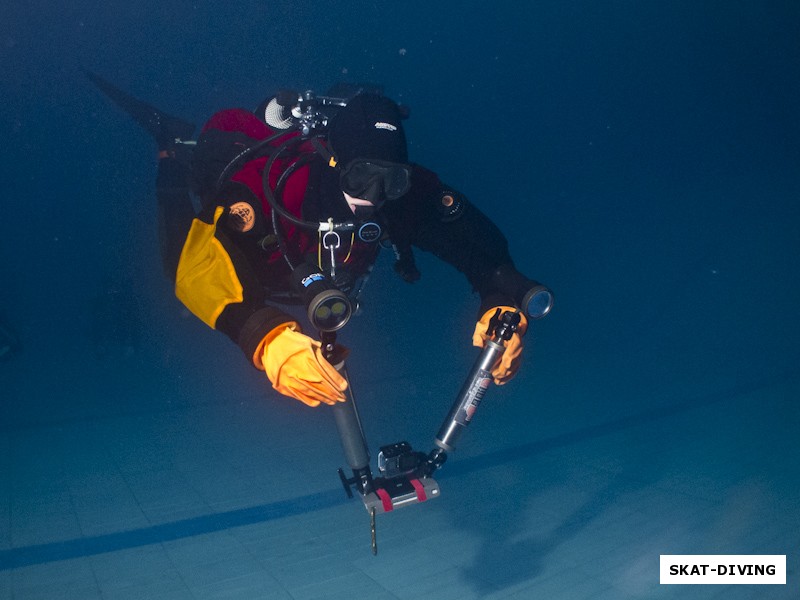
[0,0,798,595]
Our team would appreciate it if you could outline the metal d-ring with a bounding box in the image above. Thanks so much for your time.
[322,230,341,277]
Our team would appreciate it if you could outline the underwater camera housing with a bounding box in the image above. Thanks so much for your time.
[337,440,441,514]
[377,441,426,477]
[361,442,440,513]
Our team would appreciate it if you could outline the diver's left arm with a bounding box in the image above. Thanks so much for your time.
[384,166,539,383]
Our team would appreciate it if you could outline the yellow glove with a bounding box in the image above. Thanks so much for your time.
[256,323,348,407]
[472,306,528,385]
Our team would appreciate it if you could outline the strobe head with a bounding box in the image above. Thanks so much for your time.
[308,288,352,332]
[291,263,352,332]
[521,284,554,320]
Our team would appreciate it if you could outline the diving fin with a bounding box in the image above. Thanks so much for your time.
[84,70,196,147]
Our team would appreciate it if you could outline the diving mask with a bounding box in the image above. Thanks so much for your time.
[339,159,411,207]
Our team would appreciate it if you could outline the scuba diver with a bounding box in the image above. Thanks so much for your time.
[87,73,550,408]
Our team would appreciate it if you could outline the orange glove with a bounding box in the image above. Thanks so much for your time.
[256,323,348,407]
[472,306,528,385]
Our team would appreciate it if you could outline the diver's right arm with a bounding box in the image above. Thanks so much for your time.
[174,198,346,406]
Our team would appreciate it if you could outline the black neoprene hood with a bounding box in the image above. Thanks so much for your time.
[328,93,408,166]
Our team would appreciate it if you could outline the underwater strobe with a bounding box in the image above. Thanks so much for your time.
[291,262,352,332]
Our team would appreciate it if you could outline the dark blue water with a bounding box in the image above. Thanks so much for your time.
[3,0,797,419]
[1,1,798,597]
